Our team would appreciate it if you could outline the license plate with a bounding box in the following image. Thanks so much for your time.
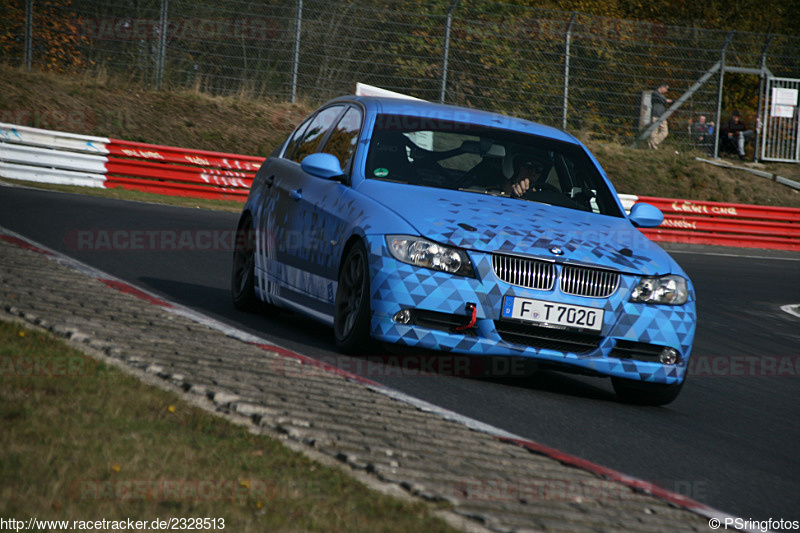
[502,296,603,332]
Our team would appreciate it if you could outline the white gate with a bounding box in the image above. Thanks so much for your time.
[760,77,800,163]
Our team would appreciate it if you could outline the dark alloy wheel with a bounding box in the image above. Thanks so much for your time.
[231,214,258,311]
[334,241,372,353]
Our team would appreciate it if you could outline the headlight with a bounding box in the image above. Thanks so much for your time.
[631,275,689,305]
[386,235,475,277]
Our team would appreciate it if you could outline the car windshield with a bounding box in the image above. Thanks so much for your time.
[365,114,623,217]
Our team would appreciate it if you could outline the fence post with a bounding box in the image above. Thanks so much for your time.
[562,12,577,130]
[632,62,721,147]
[755,34,774,161]
[24,0,33,71]
[291,0,303,103]
[155,0,168,90]
[712,31,734,158]
[440,0,460,104]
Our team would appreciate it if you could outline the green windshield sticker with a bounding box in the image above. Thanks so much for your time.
[374,168,389,178]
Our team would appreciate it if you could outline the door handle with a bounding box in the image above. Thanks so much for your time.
[290,189,302,201]
[265,174,275,188]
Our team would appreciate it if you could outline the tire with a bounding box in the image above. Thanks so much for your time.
[334,241,372,354]
[611,376,685,406]
[231,214,258,311]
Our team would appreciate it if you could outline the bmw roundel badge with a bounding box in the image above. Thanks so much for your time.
[549,246,564,256]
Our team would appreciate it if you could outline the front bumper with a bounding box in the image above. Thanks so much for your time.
[367,238,696,385]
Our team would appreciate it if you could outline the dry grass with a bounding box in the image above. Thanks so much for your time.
[2,63,800,208]
[0,321,456,532]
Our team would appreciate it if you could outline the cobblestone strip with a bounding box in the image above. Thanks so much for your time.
[0,234,714,532]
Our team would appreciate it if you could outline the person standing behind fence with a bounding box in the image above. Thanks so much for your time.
[648,83,672,150]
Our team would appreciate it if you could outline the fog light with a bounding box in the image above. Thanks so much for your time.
[393,309,412,324]
[659,348,680,365]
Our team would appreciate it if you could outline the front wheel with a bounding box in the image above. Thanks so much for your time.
[231,214,258,311]
[334,241,372,353]
[611,376,685,406]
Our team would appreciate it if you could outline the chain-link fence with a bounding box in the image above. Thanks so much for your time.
[4,0,800,149]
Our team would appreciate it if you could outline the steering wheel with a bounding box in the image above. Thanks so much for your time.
[532,181,560,194]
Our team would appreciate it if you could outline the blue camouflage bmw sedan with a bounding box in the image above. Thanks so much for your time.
[231,96,696,405]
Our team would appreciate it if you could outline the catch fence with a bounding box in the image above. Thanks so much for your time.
[3,120,799,251]
[4,0,800,152]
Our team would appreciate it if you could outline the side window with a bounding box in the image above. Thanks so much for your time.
[288,105,345,164]
[320,106,363,173]
[282,117,312,159]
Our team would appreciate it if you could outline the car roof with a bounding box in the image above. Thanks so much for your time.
[327,95,579,144]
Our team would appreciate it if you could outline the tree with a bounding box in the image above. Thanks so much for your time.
[0,0,90,71]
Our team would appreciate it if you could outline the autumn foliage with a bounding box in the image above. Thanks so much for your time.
[0,0,90,71]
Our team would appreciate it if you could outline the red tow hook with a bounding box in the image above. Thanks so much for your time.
[455,303,478,331]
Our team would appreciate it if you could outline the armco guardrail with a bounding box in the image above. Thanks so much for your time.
[105,139,263,201]
[1,122,262,201]
[0,122,109,188]
[624,195,800,251]
[2,122,799,251]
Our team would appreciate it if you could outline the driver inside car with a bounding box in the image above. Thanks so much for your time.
[502,154,548,198]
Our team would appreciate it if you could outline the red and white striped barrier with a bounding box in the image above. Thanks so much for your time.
[0,122,263,201]
[3,122,799,251]
[0,122,109,188]
[622,194,800,251]
[105,139,263,201]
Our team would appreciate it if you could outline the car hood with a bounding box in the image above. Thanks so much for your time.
[358,181,677,276]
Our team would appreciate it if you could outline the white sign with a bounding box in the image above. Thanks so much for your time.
[355,83,422,100]
[773,87,798,106]
[771,88,798,118]
[771,105,795,118]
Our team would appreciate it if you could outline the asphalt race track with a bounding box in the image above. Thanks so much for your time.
[2,184,798,523]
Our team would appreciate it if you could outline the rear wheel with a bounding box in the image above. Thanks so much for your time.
[334,241,371,353]
[231,214,258,311]
[611,376,685,406]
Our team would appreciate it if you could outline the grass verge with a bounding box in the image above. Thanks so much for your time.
[2,63,800,209]
[1,179,245,213]
[0,320,456,532]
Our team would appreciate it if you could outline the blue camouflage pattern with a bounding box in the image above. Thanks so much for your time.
[239,96,696,386]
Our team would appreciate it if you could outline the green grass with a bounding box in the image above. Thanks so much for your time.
[0,321,457,532]
[2,179,245,213]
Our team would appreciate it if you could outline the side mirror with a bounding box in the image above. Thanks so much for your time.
[301,153,344,179]
[629,202,664,228]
